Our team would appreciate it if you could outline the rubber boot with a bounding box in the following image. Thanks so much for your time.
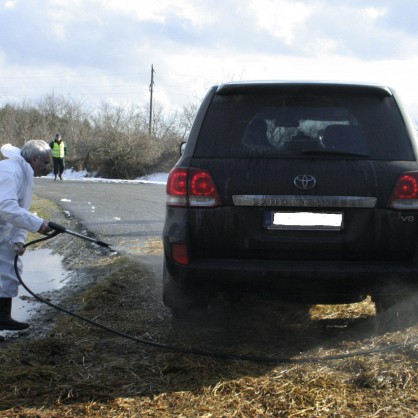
[0,298,29,331]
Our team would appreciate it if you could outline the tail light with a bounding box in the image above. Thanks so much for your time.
[166,168,188,206]
[166,167,221,207]
[388,172,418,210]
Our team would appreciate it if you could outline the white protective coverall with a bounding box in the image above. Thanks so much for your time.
[0,144,44,297]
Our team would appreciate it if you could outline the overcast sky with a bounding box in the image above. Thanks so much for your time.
[1,0,418,119]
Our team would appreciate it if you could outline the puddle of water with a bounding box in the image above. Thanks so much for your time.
[8,248,70,323]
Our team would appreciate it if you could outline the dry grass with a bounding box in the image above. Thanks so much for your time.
[1,246,417,417]
[27,196,61,243]
[1,197,417,417]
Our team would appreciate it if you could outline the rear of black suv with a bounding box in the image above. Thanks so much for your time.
[163,81,418,316]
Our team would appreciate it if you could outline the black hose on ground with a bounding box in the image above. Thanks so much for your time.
[13,227,417,364]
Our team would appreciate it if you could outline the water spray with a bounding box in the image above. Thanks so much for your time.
[12,224,416,363]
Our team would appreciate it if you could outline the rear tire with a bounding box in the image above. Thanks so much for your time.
[373,293,418,333]
[163,262,209,321]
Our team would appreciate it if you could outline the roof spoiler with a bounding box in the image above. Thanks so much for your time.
[215,81,393,97]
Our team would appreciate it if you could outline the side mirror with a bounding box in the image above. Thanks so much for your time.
[179,142,186,155]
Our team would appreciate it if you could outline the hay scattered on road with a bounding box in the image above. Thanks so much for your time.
[1,245,417,417]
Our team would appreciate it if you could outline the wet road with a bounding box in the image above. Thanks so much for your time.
[34,178,166,254]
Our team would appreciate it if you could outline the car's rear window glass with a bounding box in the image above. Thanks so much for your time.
[194,88,414,160]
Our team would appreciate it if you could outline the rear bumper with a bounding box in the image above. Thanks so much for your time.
[166,258,418,303]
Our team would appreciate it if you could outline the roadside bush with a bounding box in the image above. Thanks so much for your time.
[0,93,196,177]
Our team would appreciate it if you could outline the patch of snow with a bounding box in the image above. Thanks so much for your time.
[44,169,168,184]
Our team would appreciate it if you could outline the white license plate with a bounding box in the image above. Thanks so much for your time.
[269,211,343,230]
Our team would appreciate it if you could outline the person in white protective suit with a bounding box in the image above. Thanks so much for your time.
[0,140,53,331]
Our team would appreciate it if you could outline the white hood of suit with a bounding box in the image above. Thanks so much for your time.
[1,143,24,160]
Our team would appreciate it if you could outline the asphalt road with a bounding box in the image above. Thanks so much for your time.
[34,178,166,255]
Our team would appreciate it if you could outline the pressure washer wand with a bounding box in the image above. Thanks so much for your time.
[48,221,111,248]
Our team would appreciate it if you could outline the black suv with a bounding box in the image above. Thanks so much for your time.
[163,81,418,317]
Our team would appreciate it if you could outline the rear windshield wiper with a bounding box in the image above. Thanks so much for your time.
[300,149,370,158]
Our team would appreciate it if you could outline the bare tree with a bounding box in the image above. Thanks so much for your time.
[0,92,196,177]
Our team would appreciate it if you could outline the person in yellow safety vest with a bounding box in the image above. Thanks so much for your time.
[49,133,67,180]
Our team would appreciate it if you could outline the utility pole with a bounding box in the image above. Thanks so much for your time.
[149,64,155,136]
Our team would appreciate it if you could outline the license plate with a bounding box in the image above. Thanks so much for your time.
[267,211,343,231]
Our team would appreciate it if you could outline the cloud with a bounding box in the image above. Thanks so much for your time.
[3,1,417,65]
[103,0,212,26]
[247,0,315,46]
[0,0,418,118]
[380,0,418,35]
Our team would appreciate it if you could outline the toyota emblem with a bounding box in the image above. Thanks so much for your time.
[294,174,316,190]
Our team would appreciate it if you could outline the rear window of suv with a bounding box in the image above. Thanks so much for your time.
[194,86,414,160]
